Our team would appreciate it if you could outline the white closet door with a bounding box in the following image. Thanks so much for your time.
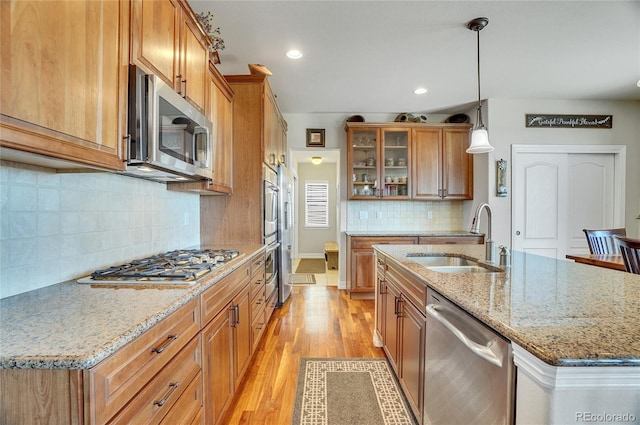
[513,147,620,259]
[567,154,615,255]
[513,153,569,259]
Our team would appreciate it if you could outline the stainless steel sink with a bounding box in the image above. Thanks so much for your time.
[404,254,475,267]
[425,265,493,273]
[404,253,502,273]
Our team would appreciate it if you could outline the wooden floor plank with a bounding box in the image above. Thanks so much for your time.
[222,286,385,424]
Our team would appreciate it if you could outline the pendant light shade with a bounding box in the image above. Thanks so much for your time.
[468,128,492,153]
[466,17,494,154]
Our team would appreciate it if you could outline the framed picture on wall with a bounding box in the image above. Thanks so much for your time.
[306,129,325,147]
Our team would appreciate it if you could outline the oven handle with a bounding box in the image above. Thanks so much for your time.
[266,242,280,254]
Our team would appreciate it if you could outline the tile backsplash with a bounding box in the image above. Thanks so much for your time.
[0,161,200,299]
[346,200,463,232]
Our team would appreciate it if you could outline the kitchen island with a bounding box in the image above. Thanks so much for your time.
[374,244,640,424]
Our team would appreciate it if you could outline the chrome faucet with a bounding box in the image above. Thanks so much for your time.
[470,203,495,263]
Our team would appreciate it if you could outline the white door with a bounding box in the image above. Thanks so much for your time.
[512,146,624,260]
[567,154,615,254]
[512,153,569,259]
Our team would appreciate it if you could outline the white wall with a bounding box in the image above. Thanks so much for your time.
[480,99,640,247]
[0,161,200,299]
[296,162,338,257]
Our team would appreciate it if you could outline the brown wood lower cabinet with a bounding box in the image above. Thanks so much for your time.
[0,250,269,425]
[348,236,418,296]
[348,235,483,298]
[202,301,234,425]
[377,256,426,424]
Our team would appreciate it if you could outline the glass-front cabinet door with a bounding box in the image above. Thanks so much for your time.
[381,129,410,199]
[348,128,380,199]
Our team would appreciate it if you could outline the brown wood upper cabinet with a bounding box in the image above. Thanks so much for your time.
[263,82,288,167]
[347,125,411,200]
[131,0,209,113]
[207,63,234,192]
[0,0,129,172]
[411,126,474,200]
[346,123,472,200]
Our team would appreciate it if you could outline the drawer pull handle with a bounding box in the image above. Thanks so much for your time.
[153,382,180,407]
[151,334,178,354]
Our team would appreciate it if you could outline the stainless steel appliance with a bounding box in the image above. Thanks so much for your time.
[263,166,280,302]
[77,249,239,285]
[263,166,279,245]
[277,165,296,305]
[424,290,515,425]
[125,65,213,182]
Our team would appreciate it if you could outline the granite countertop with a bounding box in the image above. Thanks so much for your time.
[345,230,481,237]
[0,244,265,370]
[374,244,640,367]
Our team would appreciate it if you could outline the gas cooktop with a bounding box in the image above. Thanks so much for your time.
[77,249,240,285]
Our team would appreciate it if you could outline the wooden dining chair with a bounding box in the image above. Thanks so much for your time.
[614,235,640,274]
[582,228,627,254]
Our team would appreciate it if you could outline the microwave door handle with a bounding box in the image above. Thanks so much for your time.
[192,126,210,168]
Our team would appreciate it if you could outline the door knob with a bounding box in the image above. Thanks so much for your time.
[516,231,521,235]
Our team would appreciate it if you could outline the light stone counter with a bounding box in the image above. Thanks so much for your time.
[345,230,480,237]
[0,244,265,369]
[374,244,640,367]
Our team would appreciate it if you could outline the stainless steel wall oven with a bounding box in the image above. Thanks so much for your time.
[263,166,279,301]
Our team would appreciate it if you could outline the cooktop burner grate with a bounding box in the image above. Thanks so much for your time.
[80,249,240,284]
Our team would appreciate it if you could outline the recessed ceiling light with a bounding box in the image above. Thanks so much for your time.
[414,87,428,95]
[286,49,303,59]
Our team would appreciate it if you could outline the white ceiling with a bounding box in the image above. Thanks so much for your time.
[189,1,640,115]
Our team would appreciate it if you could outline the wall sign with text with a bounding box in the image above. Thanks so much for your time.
[525,114,612,129]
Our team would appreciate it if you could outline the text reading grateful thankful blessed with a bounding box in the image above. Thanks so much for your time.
[526,114,612,128]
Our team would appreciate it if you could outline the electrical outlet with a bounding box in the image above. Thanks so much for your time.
[427,211,433,220]
[359,211,368,220]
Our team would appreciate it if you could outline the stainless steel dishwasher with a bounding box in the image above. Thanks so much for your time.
[424,290,515,425]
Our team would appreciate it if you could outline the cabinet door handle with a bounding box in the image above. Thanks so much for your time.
[153,382,180,407]
[181,79,187,98]
[394,297,399,315]
[231,304,240,328]
[229,305,238,328]
[123,134,131,161]
[175,75,182,95]
[378,279,385,295]
[151,334,178,354]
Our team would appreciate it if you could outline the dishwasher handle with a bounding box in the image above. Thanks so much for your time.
[426,304,503,367]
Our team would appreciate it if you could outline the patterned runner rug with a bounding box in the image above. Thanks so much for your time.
[291,358,418,425]
[291,274,316,284]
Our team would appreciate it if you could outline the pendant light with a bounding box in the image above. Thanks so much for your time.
[466,17,494,154]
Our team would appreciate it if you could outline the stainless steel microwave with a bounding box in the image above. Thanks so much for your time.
[125,65,213,182]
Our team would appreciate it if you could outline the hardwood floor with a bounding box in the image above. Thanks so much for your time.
[223,286,385,424]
